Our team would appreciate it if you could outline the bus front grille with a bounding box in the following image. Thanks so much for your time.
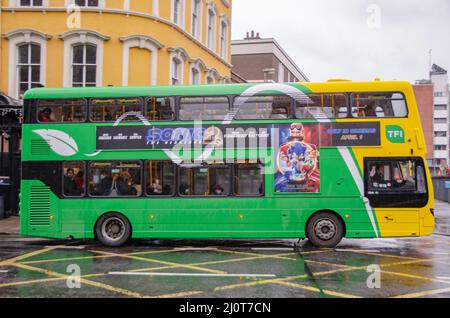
[29,186,51,226]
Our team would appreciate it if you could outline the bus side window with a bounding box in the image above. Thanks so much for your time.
[179,165,230,196]
[234,164,264,196]
[179,97,229,121]
[90,98,144,122]
[88,161,142,197]
[37,99,87,123]
[146,97,175,121]
[295,94,347,119]
[145,161,175,196]
[63,161,85,197]
[352,92,407,118]
[233,95,291,120]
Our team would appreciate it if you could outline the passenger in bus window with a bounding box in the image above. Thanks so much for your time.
[74,171,84,192]
[64,168,81,196]
[212,184,225,196]
[116,171,138,196]
[93,171,113,196]
[38,107,53,122]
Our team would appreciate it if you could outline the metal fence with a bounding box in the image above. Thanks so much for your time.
[433,178,450,203]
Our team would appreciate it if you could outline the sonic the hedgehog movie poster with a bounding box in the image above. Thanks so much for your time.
[275,123,320,193]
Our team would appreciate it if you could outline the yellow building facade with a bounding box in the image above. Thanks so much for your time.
[0,0,233,99]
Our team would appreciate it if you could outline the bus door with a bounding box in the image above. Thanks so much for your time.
[364,158,428,237]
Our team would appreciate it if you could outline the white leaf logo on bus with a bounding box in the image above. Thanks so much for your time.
[33,129,79,157]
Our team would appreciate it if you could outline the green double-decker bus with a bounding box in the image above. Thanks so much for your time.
[20,81,435,247]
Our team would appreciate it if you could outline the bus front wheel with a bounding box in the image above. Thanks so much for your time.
[306,212,344,248]
[95,213,131,247]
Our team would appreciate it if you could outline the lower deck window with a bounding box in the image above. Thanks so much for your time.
[88,161,142,197]
[145,161,175,196]
[179,165,230,196]
[234,164,264,196]
[63,161,85,197]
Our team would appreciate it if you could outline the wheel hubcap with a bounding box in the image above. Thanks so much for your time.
[102,217,125,241]
[314,218,337,241]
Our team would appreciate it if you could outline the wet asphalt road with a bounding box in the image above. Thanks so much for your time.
[2,234,450,298]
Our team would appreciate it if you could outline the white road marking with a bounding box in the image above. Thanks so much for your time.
[44,245,86,250]
[0,270,9,273]
[251,248,294,252]
[335,249,381,253]
[436,277,450,280]
[108,272,276,278]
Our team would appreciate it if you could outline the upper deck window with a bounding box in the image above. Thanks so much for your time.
[37,99,87,123]
[146,97,175,121]
[179,96,229,121]
[352,92,407,118]
[90,97,143,122]
[295,94,347,119]
[233,95,292,120]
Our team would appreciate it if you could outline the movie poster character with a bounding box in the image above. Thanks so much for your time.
[275,123,320,193]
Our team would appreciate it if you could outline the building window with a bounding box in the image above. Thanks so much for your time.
[434,118,447,124]
[72,44,97,87]
[219,19,228,59]
[17,43,42,96]
[171,57,183,85]
[74,0,99,7]
[434,104,447,111]
[435,145,447,151]
[19,0,43,6]
[190,67,200,85]
[206,76,214,85]
[435,132,447,137]
[191,0,202,40]
[206,7,216,51]
[172,0,185,27]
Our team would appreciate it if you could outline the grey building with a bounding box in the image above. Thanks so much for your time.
[231,31,309,83]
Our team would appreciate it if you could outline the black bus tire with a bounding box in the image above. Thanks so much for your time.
[306,212,344,248]
[95,213,131,247]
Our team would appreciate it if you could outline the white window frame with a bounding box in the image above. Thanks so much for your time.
[191,0,203,41]
[5,29,51,99]
[60,29,110,87]
[71,43,97,87]
[189,58,205,85]
[168,47,188,85]
[219,16,229,60]
[17,43,42,95]
[171,0,186,29]
[205,68,219,85]
[206,5,217,51]
[120,35,164,86]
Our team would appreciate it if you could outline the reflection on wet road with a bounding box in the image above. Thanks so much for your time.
[1,236,450,298]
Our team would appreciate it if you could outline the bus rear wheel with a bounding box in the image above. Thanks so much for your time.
[95,213,131,247]
[306,212,344,248]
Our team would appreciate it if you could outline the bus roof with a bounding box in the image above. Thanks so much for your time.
[23,81,413,100]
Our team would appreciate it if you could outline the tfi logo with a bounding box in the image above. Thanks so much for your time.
[386,126,405,144]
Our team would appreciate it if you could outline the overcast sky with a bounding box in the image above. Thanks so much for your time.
[232,0,450,83]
